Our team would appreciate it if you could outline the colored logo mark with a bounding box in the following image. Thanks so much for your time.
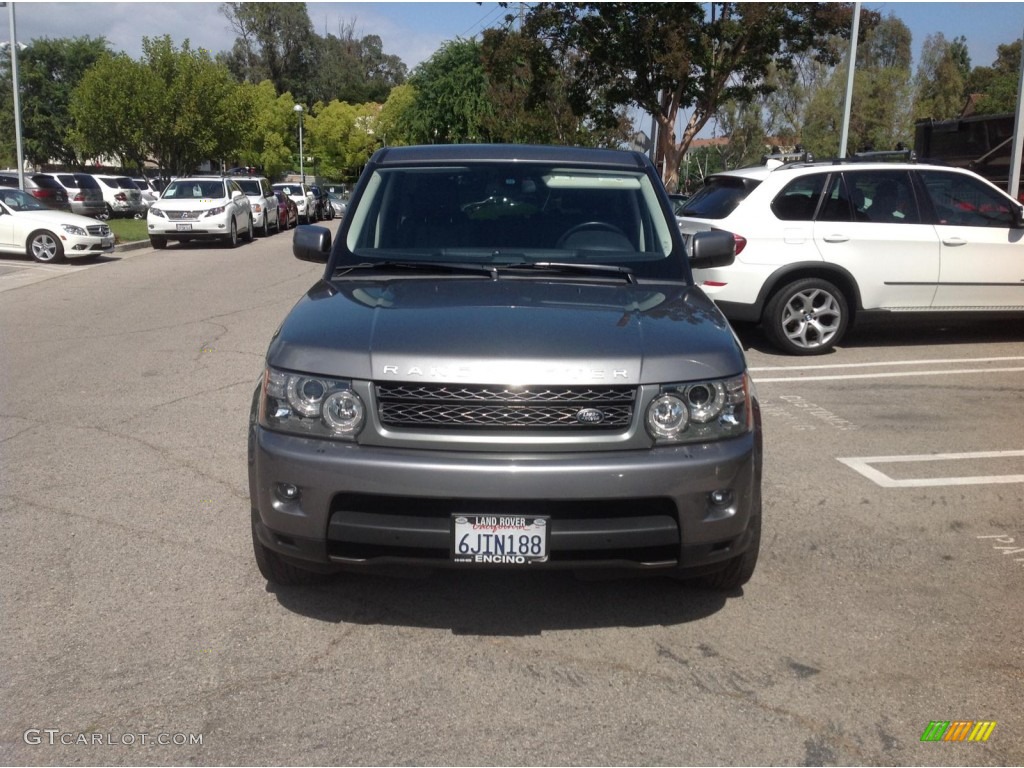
[921,721,996,742]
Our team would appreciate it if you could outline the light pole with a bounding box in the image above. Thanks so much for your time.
[3,1,26,190]
[293,103,304,184]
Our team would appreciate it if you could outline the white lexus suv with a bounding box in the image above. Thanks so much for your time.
[147,176,254,249]
[677,152,1024,354]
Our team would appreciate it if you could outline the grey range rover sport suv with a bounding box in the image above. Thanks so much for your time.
[249,144,763,590]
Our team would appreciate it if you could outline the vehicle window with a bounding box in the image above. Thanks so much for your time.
[680,176,757,219]
[75,174,100,189]
[816,174,865,222]
[99,177,117,189]
[344,164,677,277]
[849,171,920,224]
[56,174,78,187]
[771,174,827,221]
[919,170,1017,228]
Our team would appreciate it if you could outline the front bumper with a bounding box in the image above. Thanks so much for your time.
[148,213,232,239]
[250,424,761,574]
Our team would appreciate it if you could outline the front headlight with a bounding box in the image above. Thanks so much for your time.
[148,207,166,219]
[260,367,365,440]
[203,205,226,217]
[60,224,87,236]
[645,373,751,443]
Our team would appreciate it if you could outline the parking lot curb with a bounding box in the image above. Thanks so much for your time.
[115,239,150,253]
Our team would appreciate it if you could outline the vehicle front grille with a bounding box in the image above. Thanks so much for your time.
[375,383,636,430]
[86,224,111,237]
[166,210,201,220]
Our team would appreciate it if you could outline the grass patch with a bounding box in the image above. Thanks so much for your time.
[107,217,149,244]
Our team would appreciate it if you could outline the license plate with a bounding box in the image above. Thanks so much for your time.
[176,223,192,231]
[452,515,549,564]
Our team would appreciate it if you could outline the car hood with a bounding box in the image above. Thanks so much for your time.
[266,278,745,385]
[9,208,108,230]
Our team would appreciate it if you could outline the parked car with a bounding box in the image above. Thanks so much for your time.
[0,172,72,213]
[132,177,160,208]
[93,174,147,219]
[0,187,114,262]
[274,190,298,230]
[40,172,106,218]
[232,175,280,237]
[309,185,333,221]
[146,176,254,249]
[272,182,316,224]
[249,143,760,591]
[677,153,1024,354]
[326,190,347,219]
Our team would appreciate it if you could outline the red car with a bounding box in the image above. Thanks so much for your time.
[275,191,298,230]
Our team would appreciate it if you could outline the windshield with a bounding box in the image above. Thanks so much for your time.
[0,189,48,212]
[162,180,227,199]
[680,176,758,219]
[237,180,264,195]
[342,163,679,279]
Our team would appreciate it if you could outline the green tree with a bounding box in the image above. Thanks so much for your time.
[403,39,492,144]
[967,41,1023,115]
[0,36,111,168]
[914,34,971,121]
[234,81,297,179]
[801,14,913,156]
[71,36,249,175]
[69,52,154,170]
[479,26,628,146]
[377,83,418,147]
[525,2,852,189]
[219,1,319,102]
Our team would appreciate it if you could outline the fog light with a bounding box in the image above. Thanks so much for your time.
[275,482,300,502]
[709,489,733,506]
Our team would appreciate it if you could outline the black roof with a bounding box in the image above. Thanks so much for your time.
[369,143,652,171]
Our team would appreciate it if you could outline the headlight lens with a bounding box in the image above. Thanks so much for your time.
[149,207,166,218]
[645,374,751,443]
[203,205,226,217]
[260,367,365,440]
[60,224,87,236]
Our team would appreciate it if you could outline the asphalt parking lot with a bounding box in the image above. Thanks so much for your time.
[1,239,1021,766]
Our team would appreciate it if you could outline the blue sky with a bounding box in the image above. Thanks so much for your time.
[4,1,1021,72]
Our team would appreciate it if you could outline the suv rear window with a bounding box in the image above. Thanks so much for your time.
[680,176,759,219]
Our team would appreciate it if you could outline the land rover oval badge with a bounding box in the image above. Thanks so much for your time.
[576,408,605,424]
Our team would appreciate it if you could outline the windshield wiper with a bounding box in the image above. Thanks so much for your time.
[334,260,498,278]
[500,262,637,284]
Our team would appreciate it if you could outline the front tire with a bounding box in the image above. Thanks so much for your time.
[697,505,761,591]
[226,218,238,248]
[243,214,255,243]
[150,236,167,250]
[763,277,848,355]
[251,511,318,586]
[29,231,65,263]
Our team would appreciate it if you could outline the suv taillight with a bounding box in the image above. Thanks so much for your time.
[30,189,55,200]
[114,192,127,201]
[711,229,747,256]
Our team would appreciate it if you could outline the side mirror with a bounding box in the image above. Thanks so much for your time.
[688,229,736,269]
[293,224,331,264]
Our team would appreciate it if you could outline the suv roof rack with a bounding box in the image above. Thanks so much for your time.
[838,148,917,164]
[761,150,815,168]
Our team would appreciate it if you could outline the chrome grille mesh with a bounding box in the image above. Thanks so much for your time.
[376,383,636,429]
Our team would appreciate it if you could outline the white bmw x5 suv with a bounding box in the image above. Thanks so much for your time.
[677,153,1024,354]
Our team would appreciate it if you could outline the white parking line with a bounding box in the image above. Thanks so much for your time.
[838,450,1024,488]
[749,360,1024,385]
[750,356,1024,372]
